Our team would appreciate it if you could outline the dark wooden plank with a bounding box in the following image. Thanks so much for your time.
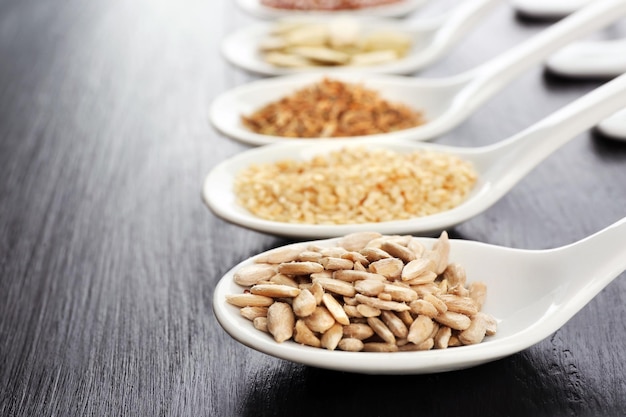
[0,0,624,415]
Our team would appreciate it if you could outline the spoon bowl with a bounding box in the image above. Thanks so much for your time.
[546,38,626,78]
[210,71,470,146]
[211,0,626,146]
[204,71,626,238]
[212,218,626,374]
[235,0,429,19]
[544,38,626,141]
[222,0,501,76]
[597,108,626,141]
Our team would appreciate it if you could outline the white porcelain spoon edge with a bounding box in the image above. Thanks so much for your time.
[222,0,501,76]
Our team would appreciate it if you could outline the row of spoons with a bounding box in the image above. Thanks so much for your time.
[210,0,626,374]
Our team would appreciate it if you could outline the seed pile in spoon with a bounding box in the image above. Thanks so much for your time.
[260,18,412,68]
[226,231,497,352]
[241,78,425,137]
[261,0,405,10]
[234,146,477,224]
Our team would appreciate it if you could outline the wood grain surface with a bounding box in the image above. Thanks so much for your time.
[0,0,625,415]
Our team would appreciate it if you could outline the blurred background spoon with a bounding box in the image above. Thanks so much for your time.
[545,37,626,141]
[546,38,626,78]
[235,0,429,19]
[512,0,594,19]
[222,0,501,76]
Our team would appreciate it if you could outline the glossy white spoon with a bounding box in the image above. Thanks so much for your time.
[512,0,593,19]
[597,107,626,141]
[546,38,626,78]
[236,0,428,19]
[213,217,626,374]
[222,0,501,76]
[210,0,626,146]
[203,71,626,239]
[545,38,626,141]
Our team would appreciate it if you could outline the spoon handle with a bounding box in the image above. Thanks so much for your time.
[461,0,626,111]
[555,216,626,297]
[425,0,502,54]
[475,72,626,196]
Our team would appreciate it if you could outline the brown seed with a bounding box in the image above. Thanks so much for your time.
[278,261,324,275]
[312,277,356,297]
[368,258,403,279]
[356,303,381,317]
[321,257,354,270]
[401,258,436,281]
[367,317,396,344]
[303,306,336,333]
[354,279,385,296]
[363,342,398,352]
[468,281,488,309]
[434,326,452,349]
[294,320,322,347]
[240,306,268,321]
[322,293,350,325]
[360,247,392,262]
[409,299,438,318]
[407,315,435,345]
[338,232,382,251]
[225,293,274,308]
[383,283,418,302]
[267,302,295,343]
[380,241,416,263]
[438,294,478,316]
[270,273,300,288]
[251,284,301,298]
[334,270,386,282]
[253,317,268,333]
[380,311,409,339]
[233,263,278,287]
[255,245,306,264]
[321,323,344,351]
[343,323,375,340]
[435,311,471,331]
[338,338,364,352]
[310,281,324,305]
[398,338,434,351]
[432,231,450,274]
[458,315,488,345]
[355,294,411,312]
[292,289,317,317]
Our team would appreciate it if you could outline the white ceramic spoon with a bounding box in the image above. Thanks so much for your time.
[597,107,626,141]
[545,38,626,141]
[236,0,428,19]
[222,0,501,76]
[203,71,626,239]
[546,38,626,78]
[512,0,594,19]
[210,0,626,146]
[212,217,626,374]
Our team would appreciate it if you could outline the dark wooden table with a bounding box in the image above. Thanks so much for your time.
[1,0,625,415]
